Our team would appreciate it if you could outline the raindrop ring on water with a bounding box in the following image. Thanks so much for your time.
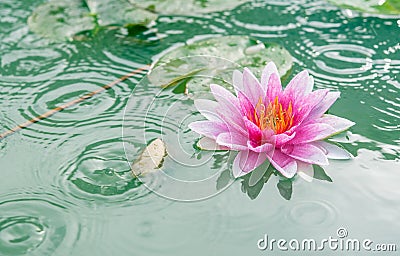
[0,194,82,256]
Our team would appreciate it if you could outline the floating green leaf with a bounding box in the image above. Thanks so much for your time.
[130,0,251,15]
[313,165,333,182]
[85,0,157,27]
[161,68,206,89]
[131,139,167,177]
[27,0,95,41]
[28,0,157,41]
[150,36,293,97]
[277,179,293,200]
[28,0,252,40]
[327,0,400,15]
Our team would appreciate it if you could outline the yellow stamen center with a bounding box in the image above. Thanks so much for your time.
[248,96,294,134]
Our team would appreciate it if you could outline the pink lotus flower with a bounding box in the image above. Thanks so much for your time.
[188,62,355,178]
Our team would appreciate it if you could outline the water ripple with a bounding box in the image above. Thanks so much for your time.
[0,43,147,145]
[54,136,154,206]
[313,44,375,75]
[0,192,82,256]
[286,200,337,227]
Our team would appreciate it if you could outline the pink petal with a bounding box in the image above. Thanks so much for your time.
[284,70,313,98]
[232,70,243,92]
[232,150,267,178]
[242,67,264,105]
[216,108,247,136]
[247,141,274,153]
[197,137,228,151]
[266,72,282,102]
[194,99,220,121]
[312,141,352,159]
[306,92,340,121]
[291,89,329,125]
[243,117,262,144]
[210,84,246,134]
[273,132,296,147]
[316,114,355,134]
[281,143,329,166]
[188,121,227,140]
[216,132,248,151]
[261,62,280,92]
[289,123,336,144]
[210,83,240,111]
[267,150,298,178]
[238,91,255,117]
[297,161,314,182]
[261,128,276,142]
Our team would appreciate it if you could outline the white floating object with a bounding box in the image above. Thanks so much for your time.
[131,139,167,177]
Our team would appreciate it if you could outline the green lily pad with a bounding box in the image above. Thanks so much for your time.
[28,0,252,41]
[130,0,251,15]
[27,0,95,41]
[28,0,157,41]
[328,0,400,15]
[85,0,157,27]
[149,36,293,97]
